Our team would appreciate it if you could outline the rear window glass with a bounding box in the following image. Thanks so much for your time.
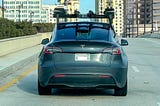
[55,27,109,41]
[56,28,76,40]
[90,28,109,41]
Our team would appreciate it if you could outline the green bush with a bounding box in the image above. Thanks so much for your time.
[0,18,55,39]
[33,23,55,33]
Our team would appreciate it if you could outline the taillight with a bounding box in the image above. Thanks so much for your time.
[112,48,121,55]
[103,48,121,55]
[99,75,111,78]
[102,48,112,54]
[54,74,65,78]
[44,46,62,54]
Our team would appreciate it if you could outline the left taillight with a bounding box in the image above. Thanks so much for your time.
[44,46,62,54]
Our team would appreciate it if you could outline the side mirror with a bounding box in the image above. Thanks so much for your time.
[121,39,128,46]
[41,38,49,45]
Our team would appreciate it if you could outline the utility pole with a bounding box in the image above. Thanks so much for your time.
[144,0,147,34]
[18,4,23,22]
[132,9,134,37]
[151,0,154,33]
[100,0,103,22]
[129,19,131,38]
[30,11,34,24]
[136,0,139,37]
[123,0,127,37]
[2,0,4,18]
[18,5,21,22]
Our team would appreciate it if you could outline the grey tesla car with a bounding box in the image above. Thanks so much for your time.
[38,22,128,96]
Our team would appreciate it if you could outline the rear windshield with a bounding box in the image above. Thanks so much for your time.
[55,27,109,41]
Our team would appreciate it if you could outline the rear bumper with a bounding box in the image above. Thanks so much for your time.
[48,74,116,89]
[38,65,128,89]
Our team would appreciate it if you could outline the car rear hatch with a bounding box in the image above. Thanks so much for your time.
[48,41,118,73]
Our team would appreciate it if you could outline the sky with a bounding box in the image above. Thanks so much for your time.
[0,0,95,13]
[43,0,95,13]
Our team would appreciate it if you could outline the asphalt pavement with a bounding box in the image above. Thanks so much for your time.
[0,38,160,106]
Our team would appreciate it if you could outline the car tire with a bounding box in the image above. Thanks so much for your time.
[38,80,51,95]
[114,81,127,96]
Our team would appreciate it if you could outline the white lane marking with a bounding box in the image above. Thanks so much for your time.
[132,66,140,72]
[157,102,160,106]
[143,38,160,45]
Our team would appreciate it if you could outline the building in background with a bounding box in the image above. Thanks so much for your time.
[2,0,67,23]
[57,0,80,14]
[95,0,124,36]
[66,0,80,14]
[95,0,107,15]
[66,0,80,22]
[95,0,108,23]
[139,0,152,24]
[113,0,124,36]
[125,0,160,37]
[41,4,65,23]
[124,0,139,37]
[3,0,42,23]
[57,0,66,5]
[58,0,80,22]
[153,0,160,31]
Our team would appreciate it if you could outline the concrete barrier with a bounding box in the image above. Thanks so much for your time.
[0,32,52,56]
[140,33,160,39]
[0,53,38,78]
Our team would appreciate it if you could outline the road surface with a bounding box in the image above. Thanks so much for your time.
[0,38,160,106]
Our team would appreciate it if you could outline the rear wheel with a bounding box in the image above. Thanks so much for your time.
[38,80,51,95]
[114,81,127,96]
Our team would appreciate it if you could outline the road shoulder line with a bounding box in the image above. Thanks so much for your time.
[0,65,37,92]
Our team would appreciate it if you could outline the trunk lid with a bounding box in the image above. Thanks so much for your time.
[52,41,117,71]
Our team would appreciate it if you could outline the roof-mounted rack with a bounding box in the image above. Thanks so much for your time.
[53,7,115,25]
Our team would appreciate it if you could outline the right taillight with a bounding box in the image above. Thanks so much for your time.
[112,48,121,55]
[102,47,121,55]
[44,46,62,54]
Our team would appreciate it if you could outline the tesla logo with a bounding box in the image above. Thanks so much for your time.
[80,44,85,48]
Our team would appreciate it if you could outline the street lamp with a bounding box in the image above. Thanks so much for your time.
[131,8,135,38]
[135,0,139,37]
[17,4,23,22]
[30,11,34,24]
[151,0,154,33]
[2,0,4,18]
[128,19,131,38]
[100,0,103,22]
[123,0,127,38]
[144,0,147,34]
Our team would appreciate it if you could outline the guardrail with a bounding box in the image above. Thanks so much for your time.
[0,32,52,56]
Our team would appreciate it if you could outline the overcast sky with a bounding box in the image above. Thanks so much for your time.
[0,0,95,13]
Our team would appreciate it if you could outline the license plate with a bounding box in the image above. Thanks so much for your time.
[75,53,90,61]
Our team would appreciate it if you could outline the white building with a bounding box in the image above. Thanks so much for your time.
[58,0,80,22]
[3,0,42,23]
[41,4,65,23]
[66,0,80,14]
[95,0,124,36]
[113,0,124,36]
[58,0,80,14]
